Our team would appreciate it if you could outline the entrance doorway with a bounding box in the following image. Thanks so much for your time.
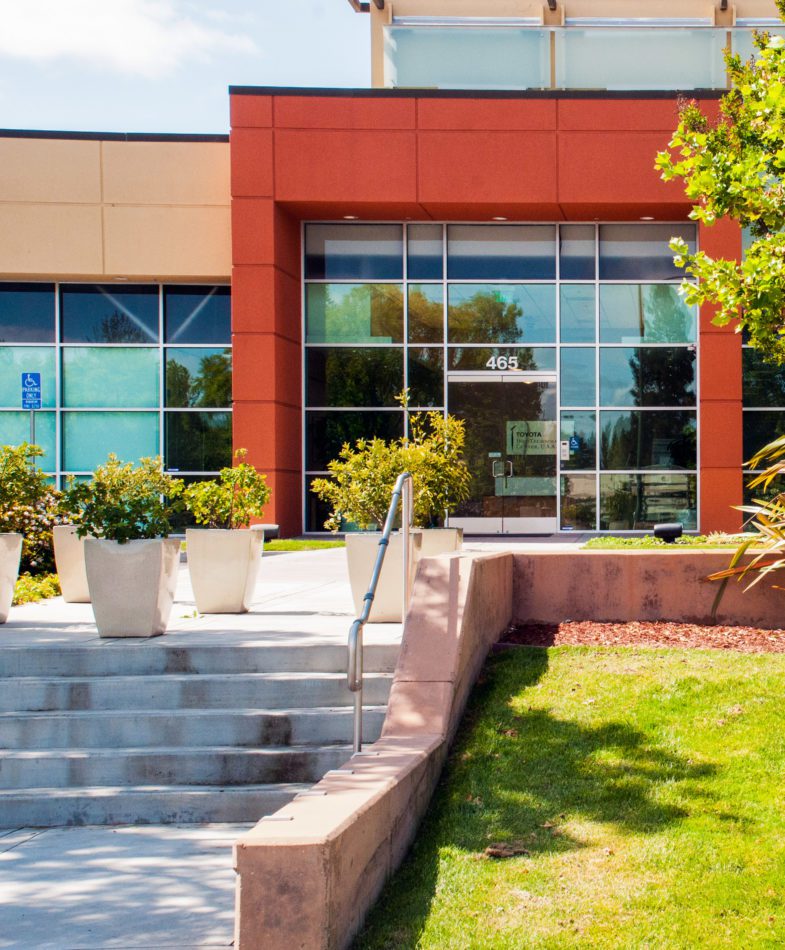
[447,374,558,534]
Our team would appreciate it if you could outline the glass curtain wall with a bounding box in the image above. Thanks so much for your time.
[303,222,698,533]
[0,283,232,484]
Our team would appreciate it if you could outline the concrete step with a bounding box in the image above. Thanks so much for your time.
[0,642,399,678]
[0,783,310,828]
[0,672,393,712]
[0,744,354,789]
[0,706,387,750]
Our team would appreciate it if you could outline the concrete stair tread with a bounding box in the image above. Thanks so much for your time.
[0,705,388,720]
[0,743,353,758]
[0,782,312,797]
[0,671,390,684]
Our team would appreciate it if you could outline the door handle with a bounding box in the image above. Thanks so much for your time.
[492,460,503,478]
[507,461,513,478]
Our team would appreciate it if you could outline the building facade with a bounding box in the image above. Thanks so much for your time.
[2,0,785,535]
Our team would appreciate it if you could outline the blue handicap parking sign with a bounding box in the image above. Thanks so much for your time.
[21,373,42,410]
[569,435,580,451]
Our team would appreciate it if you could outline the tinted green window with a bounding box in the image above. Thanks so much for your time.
[742,349,785,407]
[306,483,335,533]
[559,225,595,280]
[600,348,696,407]
[408,348,443,408]
[447,347,556,372]
[407,224,443,280]
[599,285,696,344]
[166,412,232,471]
[559,284,595,343]
[600,473,697,531]
[560,411,596,470]
[0,347,55,408]
[0,284,55,343]
[408,285,443,343]
[599,224,696,280]
[448,284,556,344]
[62,347,159,408]
[560,348,595,407]
[561,473,596,530]
[165,348,231,408]
[164,286,230,344]
[743,411,785,462]
[304,224,403,280]
[306,284,404,344]
[61,285,159,343]
[63,412,159,471]
[0,411,56,470]
[305,410,403,471]
[600,411,697,470]
[447,225,556,280]
[306,348,403,407]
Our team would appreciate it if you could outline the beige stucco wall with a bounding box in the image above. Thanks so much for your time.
[0,137,231,282]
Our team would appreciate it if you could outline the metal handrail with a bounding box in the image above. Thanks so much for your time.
[347,471,413,754]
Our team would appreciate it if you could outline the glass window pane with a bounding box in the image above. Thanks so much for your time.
[600,410,697,470]
[384,26,549,90]
[448,284,556,344]
[164,286,230,345]
[447,225,556,280]
[733,28,785,62]
[560,411,596,470]
[165,411,232,472]
[743,411,785,463]
[560,348,595,407]
[447,347,556,372]
[165,348,232,408]
[556,29,727,91]
[63,412,159,471]
[600,285,696,344]
[0,347,55,408]
[560,284,595,343]
[408,285,443,343]
[561,473,596,530]
[600,347,696,407]
[305,284,403,344]
[600,473,698,531]
[0,411,56,470]
[599,224,696,280]
[742,349,785,407]
[306,348,403,407]
[559,225,595,280]
[61,285,159,344]
[407,225,443,280]
[306,482,335,532]
[0,284,55,343]
[305,410,403,471]
[63,347,159,408]
[408,348,444,408]
[304,224,403,280]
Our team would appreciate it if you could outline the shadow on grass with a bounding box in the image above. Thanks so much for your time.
[354,646,717,950]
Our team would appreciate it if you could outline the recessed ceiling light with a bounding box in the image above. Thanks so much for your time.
[492,216,508,221]
[343,215,358,220]
[640,216,655,221]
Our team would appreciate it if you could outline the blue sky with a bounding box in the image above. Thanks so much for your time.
[0,1,370,134]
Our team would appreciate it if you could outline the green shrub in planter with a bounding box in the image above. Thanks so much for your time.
[63,455,184,542]
[183,450,271,529]
[0,442,64,574]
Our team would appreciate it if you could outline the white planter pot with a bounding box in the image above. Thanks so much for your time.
[0,533,22,624]
[419,527,463,558]
[186,528,263,613]
[84,538,180,638]
[346,531,422,623]
[53,525,91,603]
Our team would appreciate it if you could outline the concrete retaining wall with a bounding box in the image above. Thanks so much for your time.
[233,551,513,950]
[512,550,785,629]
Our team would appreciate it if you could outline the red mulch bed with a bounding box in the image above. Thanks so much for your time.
[501,621,785,653]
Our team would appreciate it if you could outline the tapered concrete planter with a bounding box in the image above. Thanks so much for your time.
[346,531,422,623]
[84,538,180,638]
[419,527,463,558]
[185,528,263,613]
[0,533,22,623]
[52,525,91,603]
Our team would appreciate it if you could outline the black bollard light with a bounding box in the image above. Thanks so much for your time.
[653,522,683,544]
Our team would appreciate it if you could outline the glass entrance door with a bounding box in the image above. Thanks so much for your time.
[448,374,558,534]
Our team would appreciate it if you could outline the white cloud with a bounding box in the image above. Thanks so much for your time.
[0,0,258,78]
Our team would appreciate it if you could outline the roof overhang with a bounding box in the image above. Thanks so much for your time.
[346,0,384,11]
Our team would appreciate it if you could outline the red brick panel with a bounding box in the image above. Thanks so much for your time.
[230,94,273,129]
[418,98,557,131]
[275,95,416,130]
[230,129,274,198]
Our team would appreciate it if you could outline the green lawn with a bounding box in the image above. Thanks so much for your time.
[356,646,785,949]
[264,539,345,552]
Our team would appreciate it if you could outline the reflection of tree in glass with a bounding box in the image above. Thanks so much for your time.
[449,291,522,343]
[627,348,695,407]
[168,413,232,471]
[89,311,149,344]
[408,348,443,407]
[601,413,696,470]
[408,288,443,343]
[638,285,693,342]
[323,285,403,342]
[318,350,401,407]
[166,350,231,408]
[742,350,785,407]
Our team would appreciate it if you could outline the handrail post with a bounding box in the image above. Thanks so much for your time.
[347,471,413,754]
